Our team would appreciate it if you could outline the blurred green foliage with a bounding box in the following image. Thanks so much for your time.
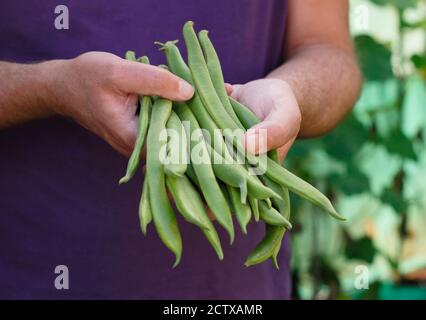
[288,0,426,300]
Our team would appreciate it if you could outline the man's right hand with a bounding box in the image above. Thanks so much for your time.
[43,51,194,155]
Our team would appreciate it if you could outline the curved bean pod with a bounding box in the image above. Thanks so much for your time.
[248,196,260,222]
[119,55,152,184]
[244,225,283,267]
[265,158,345,221]
[259,201,292,229]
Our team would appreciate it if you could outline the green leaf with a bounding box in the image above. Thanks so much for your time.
[322,115,369,162]
[370,0,418,10]
[360,282,381,300]
[411,53,426,69]
[345,236,377,263]
[329,166,370,195]
[355,35,393,81]
[287,139,320,160]
[378,129,417,160]
[380,187,408,214]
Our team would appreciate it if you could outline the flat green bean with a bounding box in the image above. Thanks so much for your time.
[245,225,283,267]
[227,185,251,234]
[185,165,200,187]
[167,174,224,260]
[175,102,235,243]
[183,21,238,130]
[164,111,188,177]
[259,201,292,229]
[146,98,182,267]
[248,196,260,222]
[205,142,282,201]
[138,174,152,236]
[198,30,243,127]
[157,40,233,161]
[265,158,345,221]
[166,175,210,230]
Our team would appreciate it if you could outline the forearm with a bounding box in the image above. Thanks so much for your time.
[0,61,58,128]
[268,44,362,137]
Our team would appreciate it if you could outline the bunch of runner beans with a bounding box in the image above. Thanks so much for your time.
[119,21,345,268]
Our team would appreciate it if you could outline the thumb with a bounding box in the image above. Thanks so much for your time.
[244,103,300,155]
[116,60,194,101]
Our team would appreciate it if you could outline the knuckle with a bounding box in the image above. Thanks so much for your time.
[105,61,123,85]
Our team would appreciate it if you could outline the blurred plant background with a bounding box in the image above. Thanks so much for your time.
[287,0,426,300]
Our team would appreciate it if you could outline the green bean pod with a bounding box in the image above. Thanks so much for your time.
[246,180,291,269]
[271,226,288,269]
[228,100,343,221]
[198,30,243,127]
[119,55,152,184]
[227,185,252,234]
[265,158,345,221]
[185,164,200,187]
[183,22,260,166]
[245,225,283,267]
[248,196,260,222]
[183,21,238,130]
[125,50,136,61]
[166,175,210,230]
[175,102,235,243]
[229,98,293,268]
[204,141,248,202]
[229,99,344,221]
[271,184,291,270]
[138,174,152,236]
[164,112,188,177]
[205,142,282,201]
[157,40,232,161]
[146,98,182,267]
[259,201,292,229]
[260,175,290,217]
[167,175,224,260]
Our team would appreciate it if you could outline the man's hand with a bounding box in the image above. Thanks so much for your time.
[228,79,301,160]
[0,51,194,156]
[48,52,194,155]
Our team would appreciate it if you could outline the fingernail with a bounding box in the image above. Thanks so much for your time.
[245,129,268,155]
[245,130,258,155]
[179,80,195,99]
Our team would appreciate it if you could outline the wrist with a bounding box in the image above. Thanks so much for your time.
[36,59,70,116]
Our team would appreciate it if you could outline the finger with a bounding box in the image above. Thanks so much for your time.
[229,84,244,100]
[225,83,233,95]
[277,137,296,162]
[244,101,300,155]
[104,122,137,157]
[115,61,194,101]
[101,106,138,157]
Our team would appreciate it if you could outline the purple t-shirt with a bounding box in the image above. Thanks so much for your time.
[0,0,290,299]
